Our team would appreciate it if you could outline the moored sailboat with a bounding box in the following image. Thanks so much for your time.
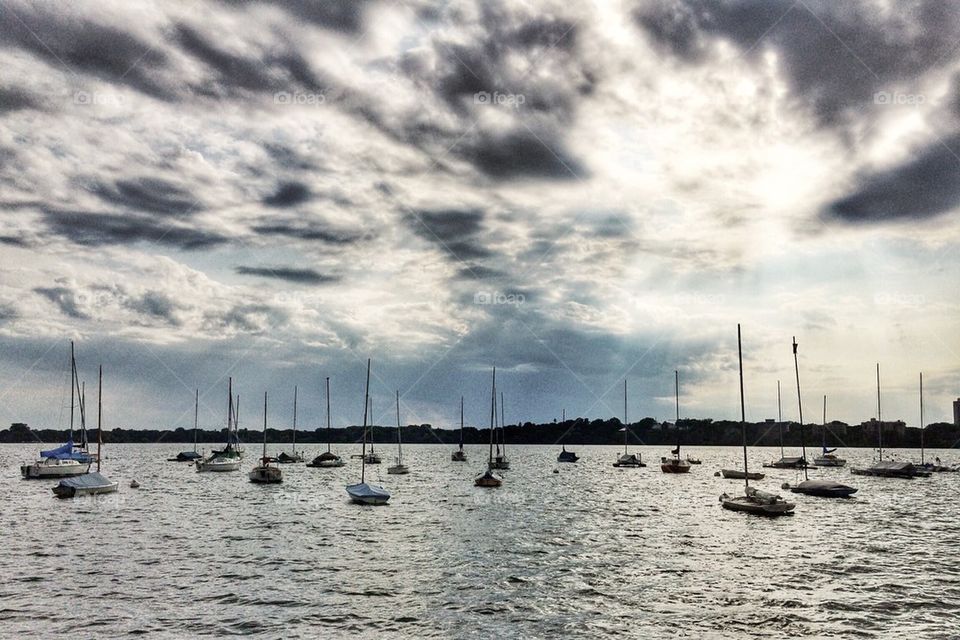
[557,409,579,462]
[813,395,846,467]
[169,389,202,462]
[451,397,467,461]
[249,392,282,483]
[661,371,691,474]
[53,366,119,498]
[475,367,503,487]
[720,325,795,516]
[387,391,409,474]
[782,337,857,498]
[308,377,345,468]
[196,378,243,472]
[488,392,510,470]
[276,386,304,463]
[613,380,644,467]
[345,359,390,504]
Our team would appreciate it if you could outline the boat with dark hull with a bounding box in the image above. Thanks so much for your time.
[475,367,503,488]
[613,380,645,468]
[308,377,345,468]
[345,359,390,504]
[661,371,691,474]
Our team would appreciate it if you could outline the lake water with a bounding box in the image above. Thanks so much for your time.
[2,443,958,638]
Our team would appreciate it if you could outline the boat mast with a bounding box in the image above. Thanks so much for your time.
[500,391,506,457]
[369,396,374,454]
[227,377,234,447]
[876,363,883,462]
[193,389,199,453]
[777,380,783,459]
[624,379,629,454]
[919,372,924,466]
[292,386,298,453]
[361,359,370,483]
[488,367,496,464]
[459,396,464,451]
[395,390,402,465]
[822,395,827,452]
[70,341,75,442]
[262,391,268,460]
[235,395,241,444]
[675,370,681,458]
[325,377,331,453]
[97,365,102,473]
[738,324,749,489]
[80,382,87,452]
[792,337,808,481]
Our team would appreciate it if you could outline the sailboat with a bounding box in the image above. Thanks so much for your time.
[21,342,93,479]
[661,371,691,473]
[53,365,119,498]
[782,338,857,498]
[169,389,202,461]
[475,367,503,487]
[249,392,282,483]
[488,391,510,470]
[557,409,579,462]
[277,386,304,463]
[359,397,382,464]
[915,373,956,472]
[720,325,795,515]
[387,391,410,474]
[308,377,345,467]
[852,364,930,479]
[813,395,846,467]
[345,359,390,504]
[763,380,809,469]
[613,380,644,467]
[451,396,467,461]
[196,378,243,472]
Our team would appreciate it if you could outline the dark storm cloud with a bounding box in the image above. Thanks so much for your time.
[220,0,372,33]
[0,3,176,100]
[0,235,29,247]
[261,143,320,171]
[462,128,586,180]
[0,86,43,113]
[0,302,18,322]
[43,209,227,250]
[251,220,369,245]
[34,286,87,319]
[826,134,960,222]
[126,291,182,325]
[405,208,496,261]
[215,303,289,333]
[91,177,199,216]
[632,0,960,128]
[235,265,339,284]
[262,181,311,207]
[174,23,322,97]
[457,265,507,280]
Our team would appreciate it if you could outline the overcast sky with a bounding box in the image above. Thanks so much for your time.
[0,0,958,433]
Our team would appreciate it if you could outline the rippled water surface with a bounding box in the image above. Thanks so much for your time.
[2,443,959,638]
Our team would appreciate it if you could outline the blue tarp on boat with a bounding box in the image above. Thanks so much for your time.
[57,472,113,490]
[40,439,74,459]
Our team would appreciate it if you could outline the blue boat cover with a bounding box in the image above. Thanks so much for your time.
[57,472,113,489]
[41,439,74,459]
[822,447,837,454]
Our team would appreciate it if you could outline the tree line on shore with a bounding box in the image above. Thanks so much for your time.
[3,418,958,448]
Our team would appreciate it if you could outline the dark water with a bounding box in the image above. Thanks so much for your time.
[2,443,958,638]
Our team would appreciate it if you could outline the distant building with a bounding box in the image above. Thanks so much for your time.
[861,419,906,438]
[954,398,960,427]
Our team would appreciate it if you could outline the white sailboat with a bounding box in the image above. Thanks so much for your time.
[388,391,409,474]
[613,380,644,467]
[475,366,503,487]
[249,392,282,483]
[308,377,345,467]
[346,359,390,504]
[451,397,467,461]
[488,391,510,470]
[660,371,691,473]
[276,386,304,463]
[782,338,857,498]
[53,365,119,498]
[813,395,846,467]
[915,372,956,472]
[720,325,796,516]
[196,378,243,472]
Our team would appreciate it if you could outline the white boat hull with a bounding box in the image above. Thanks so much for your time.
[387,464,409,474]
[52,472,119,498]
[196,457,242,472]
[249,466,283,483]
[345,482,390,504]
[21,459,90,479]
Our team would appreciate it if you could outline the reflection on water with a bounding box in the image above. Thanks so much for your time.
[1,444,958,638]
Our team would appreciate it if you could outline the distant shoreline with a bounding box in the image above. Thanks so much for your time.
[4,417,958,449]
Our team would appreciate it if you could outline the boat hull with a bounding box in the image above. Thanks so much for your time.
[21,459,90,479]
[557,452,579,463]
[52,472,119,499]
[249,466,283,483]
[196,458,242,472]
[788,479,857,498]
[660,457,691,473]
[387,464,409,474]
[813,456,846,467]
[474,470,502,487]
[613,453,645,468]
[720,494,795,516]
[451,450,467,462]
[721,469,764,480]
[345,482,390,504]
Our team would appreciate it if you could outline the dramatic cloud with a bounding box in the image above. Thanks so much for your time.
[235,265,339,284]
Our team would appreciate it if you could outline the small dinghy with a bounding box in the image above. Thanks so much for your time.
[345,359,390,505]
[557,445,579,463]
[308,377,345,467]
[720,469,764,480]
[721,486,795,516]
[346,482,391,504]
[784,479,857,498]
